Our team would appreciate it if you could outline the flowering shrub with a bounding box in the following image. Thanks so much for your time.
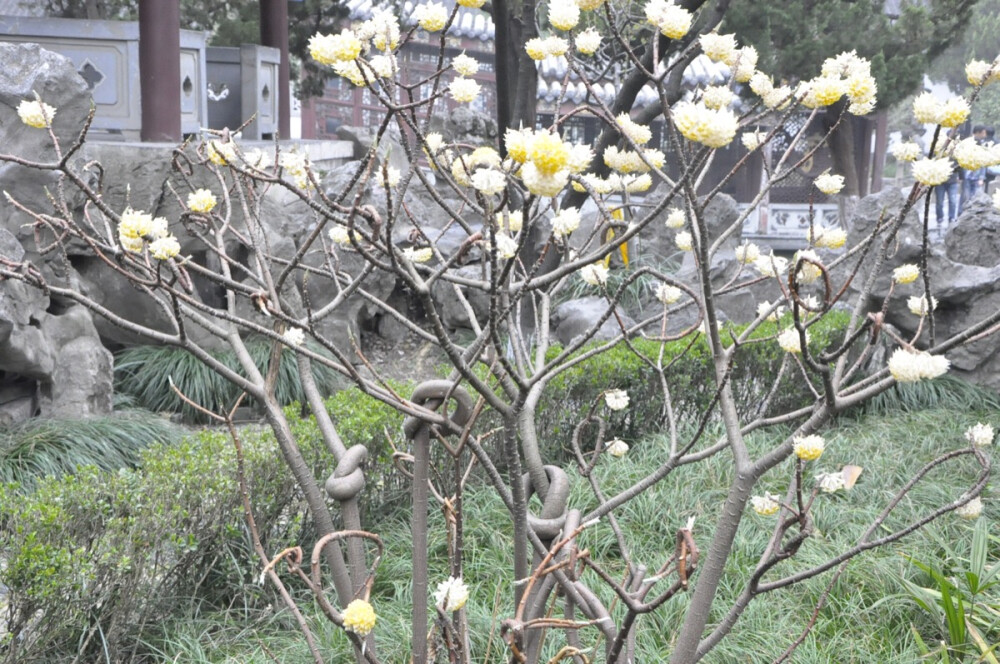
[2,1,998,662]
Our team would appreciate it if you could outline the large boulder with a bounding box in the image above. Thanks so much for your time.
[0,45,115,422]
[944,195,1000,267]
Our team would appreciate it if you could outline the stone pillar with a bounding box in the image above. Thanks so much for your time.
[139,0,182,141]
[260,0,290,139]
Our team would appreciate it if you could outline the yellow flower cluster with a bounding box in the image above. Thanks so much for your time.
[342,599,377,636]
[580,262,609,286]
[966,57,1000,86]
[207,140,236,165]
[279,151,313,189]
[741,131,765,151]
[549,1,580,31]
[644,0,692,39]
[699,32,738,65]
[507,129,589,197]
[793,434,825,461]
[893,264,920,284]
[575,28,601,55]
[734,242,760,264]
[675,231,693,252]
[551,207,581,238]
[907,294,938,317]
[911,157,954,186]
[525,36,569,60]
[117,207,179,260]
[702,85,734,110]
[452,53,479,76]
[656,282,682,304]
[913,93,970,128]
[18,99,57,128]
[451,146,501,187]
[952,137,1000,171]
[309,10,402,86]
[605,438,629,457]
[571,172,651,194]
[415,2,449,32]
[749,72,793,110]
[815,51,878,115]
[672,101,738,149]
[187,189,217,214]
[309,30,362,66]
[808,226,847,250]
[751,492,781,516]
[794,249,822,284]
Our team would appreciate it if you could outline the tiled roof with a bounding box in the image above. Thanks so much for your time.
[347,0,729,102]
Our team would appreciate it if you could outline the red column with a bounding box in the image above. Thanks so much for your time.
[138,0,182,142]
[260,0,291,139]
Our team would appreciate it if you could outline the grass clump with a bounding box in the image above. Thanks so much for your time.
[142,403,996,663]
[114,338,344,423]
[0,409,180,490]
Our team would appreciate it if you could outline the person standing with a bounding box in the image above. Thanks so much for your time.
[960,125,989,211]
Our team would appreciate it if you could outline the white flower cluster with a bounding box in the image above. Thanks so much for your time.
[814,172,845,195]
[434,576,470,612]
[802,51,878,115]
[907,294,938,316]
[655,282,682,304]
[966,56,1000,86]
[17,99,56,128]
[890,141,922,162]
[644,0,692,39]
[580,262,609,286]
[605,439,629,457]
[956,496,983,520]
[964,422,994,448]
[778,328,809,354]
[605,389,629,411]
[887,348,949,383]
[672,101,739,149]
[816,472,846,493]
[751,492,781,516]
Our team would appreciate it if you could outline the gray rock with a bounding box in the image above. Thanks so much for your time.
[944,196,1000,267]
[430,264,490,331]
[551,296,635,347]
[42,335,113,418]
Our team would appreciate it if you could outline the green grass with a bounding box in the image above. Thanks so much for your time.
[0,409,180,490]
[115,338,344,423]
[143,404,998,663]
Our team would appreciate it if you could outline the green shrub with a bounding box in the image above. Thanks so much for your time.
[536,310,851,453]
[0,388,414,663]
[0,421,325,663]
[114,338,344,423]
[0,409,180,490]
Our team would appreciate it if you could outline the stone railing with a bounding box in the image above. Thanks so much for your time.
[0,15,208,139]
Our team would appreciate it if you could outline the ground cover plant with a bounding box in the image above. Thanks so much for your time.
[2,0,1000,662]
